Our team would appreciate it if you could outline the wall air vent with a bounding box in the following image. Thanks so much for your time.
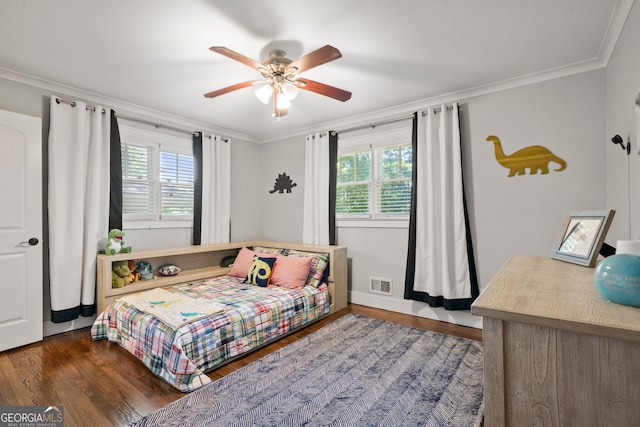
[370,277,392,296]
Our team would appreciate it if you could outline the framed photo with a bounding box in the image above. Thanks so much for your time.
[550,209,615,267]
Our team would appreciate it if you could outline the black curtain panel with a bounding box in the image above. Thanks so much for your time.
[192,132,203,245]
[329,131,338,245]
[404,112,419,301]
[109,110,123,231]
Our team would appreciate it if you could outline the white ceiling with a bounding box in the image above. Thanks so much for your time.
[0,0,632,142]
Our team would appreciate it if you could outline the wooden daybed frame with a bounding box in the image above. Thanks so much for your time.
[96,240,348,316]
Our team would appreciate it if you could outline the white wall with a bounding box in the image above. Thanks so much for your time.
[606,0,640,243]
[465,70,606,287]
[0,78,46,118]
[260,135,306,242]
[230,139,264,241]
[261,69,607,328]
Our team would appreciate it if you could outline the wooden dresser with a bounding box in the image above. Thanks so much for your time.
[471,255,640,426]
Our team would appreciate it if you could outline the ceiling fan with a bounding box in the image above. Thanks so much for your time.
[204,45,352,118]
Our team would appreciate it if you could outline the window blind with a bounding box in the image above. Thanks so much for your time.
[122,143,154,218]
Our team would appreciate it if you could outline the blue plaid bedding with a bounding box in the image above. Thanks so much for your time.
[91,276,330,392]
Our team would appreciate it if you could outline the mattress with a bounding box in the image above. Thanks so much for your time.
[91,275,330,391]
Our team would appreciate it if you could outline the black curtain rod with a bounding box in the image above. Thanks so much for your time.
[54,97,228,141]
[335,115,414,135]
[422,105,456,115]
[335,105,457,136]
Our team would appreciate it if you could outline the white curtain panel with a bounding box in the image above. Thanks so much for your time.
[413,103,472,299]
[48,96,110,316]
[201,135,231,244]
[303,132,330,245]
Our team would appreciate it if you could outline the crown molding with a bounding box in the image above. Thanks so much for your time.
[258,58,607,144]
[598,0,635,65]
[0,67,256,142]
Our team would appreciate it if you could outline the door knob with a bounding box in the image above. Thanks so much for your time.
[20,238,39,246]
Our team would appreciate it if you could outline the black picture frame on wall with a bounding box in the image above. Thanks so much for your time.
[550,209,615,267]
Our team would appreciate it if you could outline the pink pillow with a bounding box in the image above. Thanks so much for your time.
[270,255,313,290]
[228,247,276,278]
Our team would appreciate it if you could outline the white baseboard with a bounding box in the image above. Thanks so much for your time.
[43,316,96,337]
[349,291,483,329]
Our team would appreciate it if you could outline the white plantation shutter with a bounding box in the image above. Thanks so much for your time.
[159,150,194,217]
[336,183,370,214]
[122,143,154,218]
[375,144,412,215]
[336,149,371,215]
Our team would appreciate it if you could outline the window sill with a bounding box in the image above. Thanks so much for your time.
[337,219,409,229]
[123,219,193,230]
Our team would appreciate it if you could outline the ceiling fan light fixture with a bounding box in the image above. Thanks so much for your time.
[282,82,299,101]
[275,92,292,109]
[254,84,272,104]
[205,45,351,119]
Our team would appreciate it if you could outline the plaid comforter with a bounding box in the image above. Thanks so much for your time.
[91,276,330,392]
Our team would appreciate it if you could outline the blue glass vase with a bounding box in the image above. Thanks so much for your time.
[594,254,640,307]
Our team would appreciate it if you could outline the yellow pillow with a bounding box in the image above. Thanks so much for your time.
[243,256,277,287]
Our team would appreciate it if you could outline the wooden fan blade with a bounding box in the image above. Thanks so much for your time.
[209,46,263,70]
[204,80,258,98]
[287,45,342,74]
[295,78,352,102]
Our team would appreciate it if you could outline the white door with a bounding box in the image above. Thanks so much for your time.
[0,109,42,352]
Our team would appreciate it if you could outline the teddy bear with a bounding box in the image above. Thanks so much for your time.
[127,259,141,283]
[106,228,132,256]
[112,260,131,288]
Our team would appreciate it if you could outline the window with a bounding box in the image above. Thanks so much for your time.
[119,126,194,228]
[376,144,412,214]
[337,125,412,221]
[336,151,371,214]
[159,151,194,216]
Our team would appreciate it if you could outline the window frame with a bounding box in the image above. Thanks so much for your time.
[119,126,194,230]
[337,125,412,228]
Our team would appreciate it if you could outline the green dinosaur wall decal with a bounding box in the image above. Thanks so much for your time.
[487,135,567,177]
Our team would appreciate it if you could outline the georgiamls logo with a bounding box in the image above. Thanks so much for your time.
[0,405,64,425]
[44,406,62,415]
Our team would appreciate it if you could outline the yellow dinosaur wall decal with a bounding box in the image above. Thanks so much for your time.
[487,135,567,177]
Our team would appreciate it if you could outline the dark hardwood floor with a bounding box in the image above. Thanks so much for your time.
[0,304,482,427]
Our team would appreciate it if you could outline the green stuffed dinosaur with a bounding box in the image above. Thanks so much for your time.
[105,228,132,255]
[111,260,130,288]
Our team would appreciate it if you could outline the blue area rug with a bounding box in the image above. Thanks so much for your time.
[130,313,484,426]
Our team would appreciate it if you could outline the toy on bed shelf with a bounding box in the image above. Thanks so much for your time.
[136,260,154,280]
[128,259,141,283]
[158,264,181,277]
[112,260,131,288]
[105,228,132,255]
